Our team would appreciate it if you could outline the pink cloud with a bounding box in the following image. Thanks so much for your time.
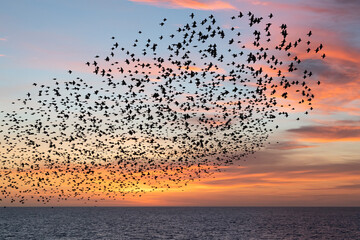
[129,0,236,10]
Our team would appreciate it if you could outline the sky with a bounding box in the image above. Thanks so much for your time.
[0,0,360,206]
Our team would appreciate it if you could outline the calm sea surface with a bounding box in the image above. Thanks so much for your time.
[0,207,359,239]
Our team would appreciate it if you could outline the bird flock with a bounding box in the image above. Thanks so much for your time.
[0,12,325,205]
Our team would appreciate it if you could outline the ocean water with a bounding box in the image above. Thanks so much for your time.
[0,207,359,239]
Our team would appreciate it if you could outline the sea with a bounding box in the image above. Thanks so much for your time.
[0,207,359,239]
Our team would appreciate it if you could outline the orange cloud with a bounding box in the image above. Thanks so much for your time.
[294,48,360,115]
[129,0,236,10]
[320,48,359,64]
[2,152,360,206]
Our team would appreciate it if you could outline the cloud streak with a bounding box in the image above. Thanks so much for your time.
[266,141,316,150]
[129,0,236,10]
[288,125,360,142]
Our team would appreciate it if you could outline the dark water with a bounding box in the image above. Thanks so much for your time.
[0,207,359,239]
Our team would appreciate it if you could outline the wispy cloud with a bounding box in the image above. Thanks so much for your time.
[129,0,236,10]
[334,184,360,189]
[288,125,360,142]
[266,141,316,150]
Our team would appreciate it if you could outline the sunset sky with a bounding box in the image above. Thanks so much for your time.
[1,0,360,206]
